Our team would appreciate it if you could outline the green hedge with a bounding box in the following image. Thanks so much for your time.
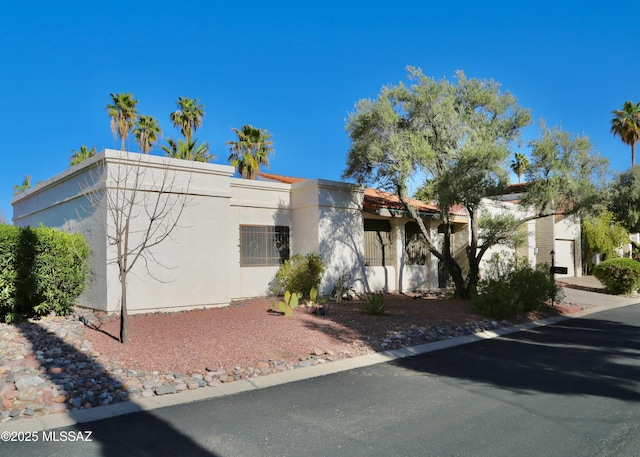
[0,224,90,323]
[593,258,640,295]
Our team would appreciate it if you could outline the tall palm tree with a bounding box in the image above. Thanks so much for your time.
[133,115,162,154]
[510,152,529,183]
[160,138,213,162]
[106,93,139,151]
[169,97,205,144]
[611,100,640,166]
[69,145,96,167]
[226,125,274,179]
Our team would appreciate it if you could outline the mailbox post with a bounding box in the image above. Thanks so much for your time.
[548,250,568,306]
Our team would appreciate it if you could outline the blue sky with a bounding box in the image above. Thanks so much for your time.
[1,1,638,222]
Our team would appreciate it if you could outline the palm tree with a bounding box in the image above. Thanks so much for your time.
[69,145,96,167]
[13,175,31,196]
[170,97,205,144]
[106,93,139,151]
[160,138,213,162]
[226,125,274,179]
[134,115,162,154]
[611,101,640,166]
[510,152,529,183]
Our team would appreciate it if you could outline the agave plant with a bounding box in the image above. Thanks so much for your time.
[358,292,386,315]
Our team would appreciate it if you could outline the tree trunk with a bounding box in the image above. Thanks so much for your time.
[449,267,468,298]
[120,219,130,344]
[463,207,481,298]
[396,188,468,297]
[633,142,636,167]
[463,259,481,299]
[441,222,467,298]
[120,273,128,343]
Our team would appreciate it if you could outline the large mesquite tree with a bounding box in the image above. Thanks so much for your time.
[343,67,607,298]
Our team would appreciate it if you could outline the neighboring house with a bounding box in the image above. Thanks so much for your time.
[487,183,583,278]
[590,233,637,269]
[11,150,579,315]
[628,233,640,259]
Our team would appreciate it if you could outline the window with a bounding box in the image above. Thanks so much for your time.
[363,219,394,266]
[405,222,428,265]
[240,225,290,266]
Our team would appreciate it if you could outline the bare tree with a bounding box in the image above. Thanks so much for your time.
[85,151,193,343]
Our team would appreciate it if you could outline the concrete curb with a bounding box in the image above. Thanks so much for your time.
[4,292,640,432]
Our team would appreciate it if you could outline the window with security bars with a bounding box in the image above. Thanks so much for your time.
[363,219,394,266]
[405,222,428,265]
[240,225,290,266]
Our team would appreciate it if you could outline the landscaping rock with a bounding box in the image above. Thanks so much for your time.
[15,375,45,391]
[15,387,38,402]
[155,384,177,396]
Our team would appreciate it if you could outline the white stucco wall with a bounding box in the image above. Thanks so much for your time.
[291,179,366,295]
[13,150,238,313]
[364,266,396,292]
[477,198,537,276]
[229,178,292,299]
[102,152,236,312]
[401,265,430,290]
[290,180,321,256]
[11,155,109,310]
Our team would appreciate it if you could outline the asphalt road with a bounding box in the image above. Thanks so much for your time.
[5,304,640,457]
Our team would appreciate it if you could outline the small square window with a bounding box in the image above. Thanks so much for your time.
[240,225,290,266]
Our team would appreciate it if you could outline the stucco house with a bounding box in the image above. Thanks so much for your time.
[11,150,580,314]
[488,182,583,277]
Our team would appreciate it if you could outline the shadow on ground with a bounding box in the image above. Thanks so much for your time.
[300,293,567,353]
[390,311,640,401]
[14,322,219,456]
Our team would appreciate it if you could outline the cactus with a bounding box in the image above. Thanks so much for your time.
[304,287,329,315]
[274,291,301,316]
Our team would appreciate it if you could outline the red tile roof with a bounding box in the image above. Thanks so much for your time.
[257,172,466,219]
[258,172,308,184]
[363,188,467,218]
[363,188,438,213]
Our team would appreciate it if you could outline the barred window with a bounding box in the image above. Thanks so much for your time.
[364,219,394,266]
[405,222,428,265]
[240,225,290,266]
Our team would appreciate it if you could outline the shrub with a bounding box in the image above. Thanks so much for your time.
[510,264,562,312]
[0,225,19,321]
[358,292,386,315]
[30,227,90,317]
[593,258,640,295]
[0,224,90,323]
[472,277,519,319]
[473,254,560,319]
[271,253,325,298]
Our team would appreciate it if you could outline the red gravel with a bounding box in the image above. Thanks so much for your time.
[81,293,580,375]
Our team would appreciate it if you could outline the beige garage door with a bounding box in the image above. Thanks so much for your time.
[555,239,575,278]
